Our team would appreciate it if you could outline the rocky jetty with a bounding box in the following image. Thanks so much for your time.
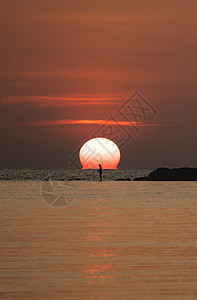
[133,167,197,181]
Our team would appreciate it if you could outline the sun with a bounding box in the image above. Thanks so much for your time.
[79,137,121,169]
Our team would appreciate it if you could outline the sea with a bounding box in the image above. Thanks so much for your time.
[0,169,197,299]
[0,168,151,181]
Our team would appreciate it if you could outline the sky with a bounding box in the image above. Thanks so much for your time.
[0,0,197,169]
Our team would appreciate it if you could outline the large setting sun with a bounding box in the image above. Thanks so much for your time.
[79,137,121,169]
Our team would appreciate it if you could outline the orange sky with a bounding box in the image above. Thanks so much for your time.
[0,0,196,168]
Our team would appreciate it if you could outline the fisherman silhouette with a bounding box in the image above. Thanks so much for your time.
[97,164,102,181]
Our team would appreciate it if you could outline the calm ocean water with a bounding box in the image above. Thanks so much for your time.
[0,168,151,181]
[0,170,197,299]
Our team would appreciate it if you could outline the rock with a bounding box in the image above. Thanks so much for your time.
[133,167,197,181]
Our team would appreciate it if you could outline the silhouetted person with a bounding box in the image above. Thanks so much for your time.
[97,164,102,181]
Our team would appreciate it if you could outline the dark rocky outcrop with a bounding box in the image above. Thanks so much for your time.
[133,167,197,181]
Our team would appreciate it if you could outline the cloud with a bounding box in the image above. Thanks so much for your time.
[0,94,124,107]
[21,119,161,127]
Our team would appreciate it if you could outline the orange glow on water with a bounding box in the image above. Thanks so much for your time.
[79,137,121,169]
